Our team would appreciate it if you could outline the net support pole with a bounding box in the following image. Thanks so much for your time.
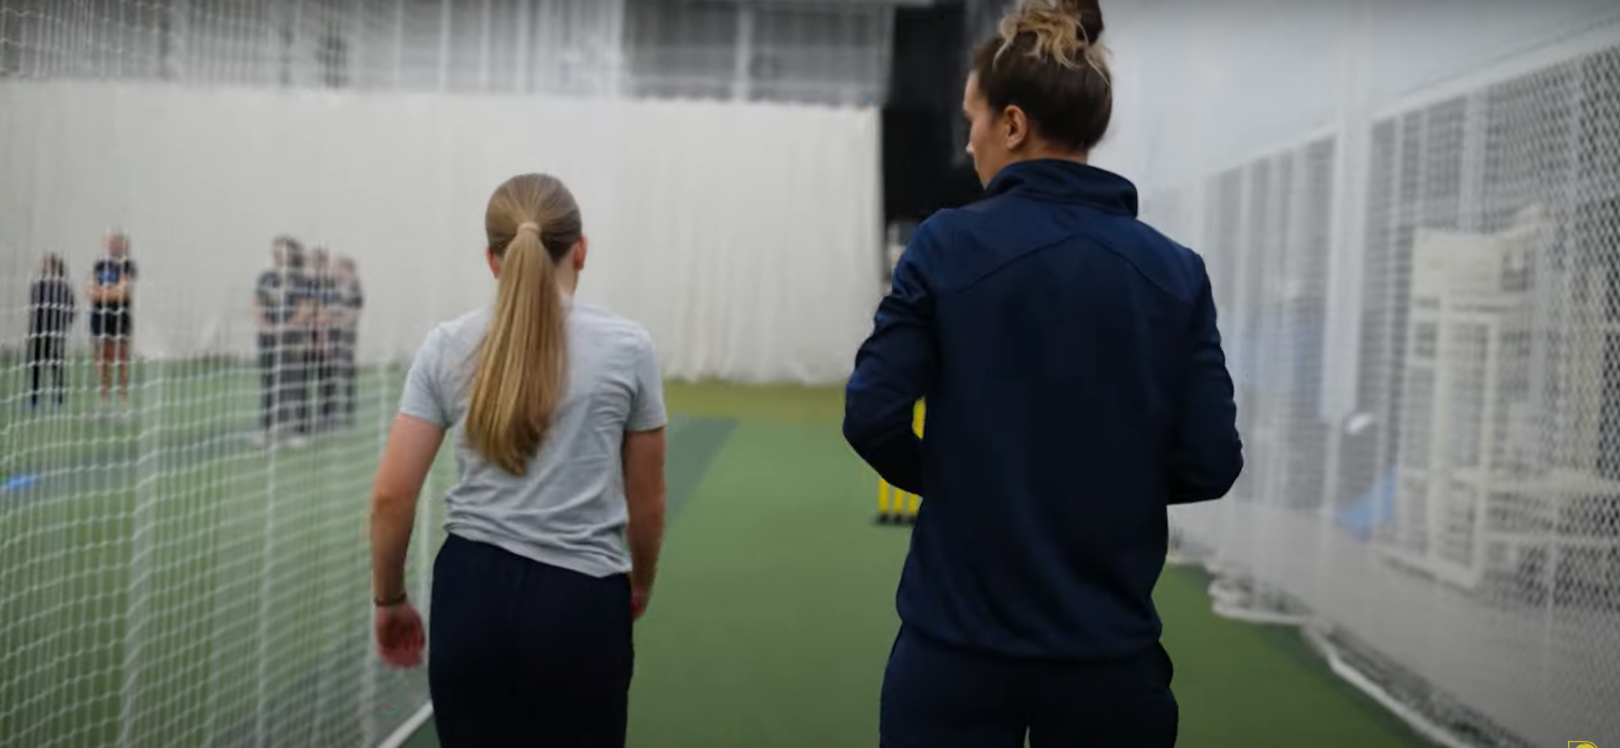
[436,0,452,92]
[731,4,754,102]
[410,352,432,619]
[514,0,531,93]
[391,0,406,89]
[478,0,493,92]
[160,0,188,82]
[604,0,628,98]
[1320,0,1371,425]
[118,352,161,748]
[253,358,281,748]
[361,360,396,747]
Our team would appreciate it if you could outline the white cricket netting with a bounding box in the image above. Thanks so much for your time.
[0,1,887,747]
[1108,3,1620,746]
[1,278,440,748]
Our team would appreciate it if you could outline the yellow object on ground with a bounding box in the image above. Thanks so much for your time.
[876,401,924,525]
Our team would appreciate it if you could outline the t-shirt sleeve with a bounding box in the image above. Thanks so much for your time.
[626,331,667,433]
[399,327,451,428]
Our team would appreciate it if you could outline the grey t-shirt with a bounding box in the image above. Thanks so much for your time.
[398,301,666,578]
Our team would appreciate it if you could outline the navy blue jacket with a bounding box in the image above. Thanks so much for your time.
[844,160,1242,661]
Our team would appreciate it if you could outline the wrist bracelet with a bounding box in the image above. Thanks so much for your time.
[374,592,408,607]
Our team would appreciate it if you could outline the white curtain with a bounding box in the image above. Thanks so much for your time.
[0,80,882,384]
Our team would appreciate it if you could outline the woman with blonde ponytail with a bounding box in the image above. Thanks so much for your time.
[845,0,1240,745]
[368,174,667,747]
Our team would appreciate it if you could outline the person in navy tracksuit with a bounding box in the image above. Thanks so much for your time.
[308,247,339,430]
[88,232,137,411]
[330,256,364,427]
[253,237,314,446]
[843,2,1243,746]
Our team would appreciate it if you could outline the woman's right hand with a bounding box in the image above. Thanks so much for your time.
[631,586,651,621]
[374,601,425,668]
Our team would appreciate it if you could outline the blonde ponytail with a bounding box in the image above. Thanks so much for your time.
[465,175,581,474]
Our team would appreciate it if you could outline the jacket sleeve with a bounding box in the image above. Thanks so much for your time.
[842,219,945,495]
[1169,257,1244,504]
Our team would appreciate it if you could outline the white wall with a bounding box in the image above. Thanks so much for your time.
[0,81,882,384]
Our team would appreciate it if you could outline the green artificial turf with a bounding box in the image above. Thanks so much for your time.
[1155,566,1434,747]
[624,419,900,748]
[404,383,1437,748]
[0,363,435,748]
[664,380,845,424]
[0,372,1438,748]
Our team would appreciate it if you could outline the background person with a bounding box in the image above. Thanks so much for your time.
[309,246,339,430]
[843,2,1243,746]
[332,256,364,427]
[368,173,667,748]
[252,237,312,447]
[27,253,76,411]
[88,231,137,412]
[286,243,317,439]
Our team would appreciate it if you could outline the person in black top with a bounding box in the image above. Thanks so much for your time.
[253,237,313,446]
[88,232,137,410]
[308,247,339,430]
[329,255,364,427]
[28,253,76,410]
[288,246,318,436]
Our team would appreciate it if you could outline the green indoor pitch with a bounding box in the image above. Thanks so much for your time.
[402,383,1438,748]
[0,358,436,748]
[0,366,1434,748]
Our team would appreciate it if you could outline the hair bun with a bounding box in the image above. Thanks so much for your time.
[1060,0,1105,43]
[999,0,1106,69]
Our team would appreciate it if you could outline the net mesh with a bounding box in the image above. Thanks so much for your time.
[0,1,889,747]
[1144,37,1620,748]
[8,1,1620,747]
[0,0,890,102]
[0,279,445,748]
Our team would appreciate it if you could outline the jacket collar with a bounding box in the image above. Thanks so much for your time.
[981,159,1139,216]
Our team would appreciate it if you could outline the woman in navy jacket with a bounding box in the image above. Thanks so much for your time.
[844,2,1243,746]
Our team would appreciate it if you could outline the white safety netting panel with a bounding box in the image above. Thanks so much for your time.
[1141,34,1620,748]
[0,1,888,747]
[0,5,444,747]
[0,322,447,748]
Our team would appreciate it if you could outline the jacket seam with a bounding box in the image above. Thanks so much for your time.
[935,213,1194,309]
